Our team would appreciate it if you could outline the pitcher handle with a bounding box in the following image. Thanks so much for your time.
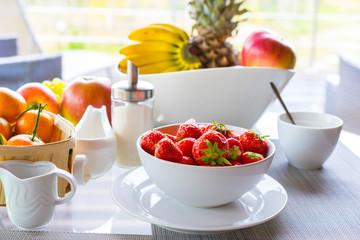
[53,168,77,205]
[72,154,90,185]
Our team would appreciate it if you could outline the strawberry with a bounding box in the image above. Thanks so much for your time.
[192,130,230,166]
[155,138,183,162]
[239,130,268,154]
[227,130,240,139]
[241,151,264,164]
[184,118,197,125]
[226,137,243,161]
[165,133,178,142]
[177,156,197,165]
[228,159,242,166]
[201,120,236,138]
[176,118,202,140]
[140,130,166,155]
[200,123,215,134]
[176,137,196,158]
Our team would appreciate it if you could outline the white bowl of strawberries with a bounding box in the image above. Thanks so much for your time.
[137,119,275,208]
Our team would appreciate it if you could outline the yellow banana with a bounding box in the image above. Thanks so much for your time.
[120,41,180,56]
[147,23,189,43]
[138,60,180,74]
[129,26,184,47]
[119,60,127,73]
[188,62,202,70]
[119,50,201,73]
[119,57,178,74]
[120,52,178,67]
[162,62,187,73]
[119,56,198,74]
[120,57,181,74]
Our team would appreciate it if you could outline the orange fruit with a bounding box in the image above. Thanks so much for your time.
[15,110,54,143]
[6,134,43,146]
[0,133,7,145]
[0,117,12,140]
[0,87,27,123]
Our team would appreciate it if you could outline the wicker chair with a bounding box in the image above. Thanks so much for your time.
[326,52,360,134]
[0,36,62,90]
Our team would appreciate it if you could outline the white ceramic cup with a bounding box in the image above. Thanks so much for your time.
[278,112,343,169]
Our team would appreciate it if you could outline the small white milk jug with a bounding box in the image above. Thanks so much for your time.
[0,160,77,229]
[72,105,117,184]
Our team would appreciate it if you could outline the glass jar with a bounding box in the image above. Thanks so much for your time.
[111,61,154,167]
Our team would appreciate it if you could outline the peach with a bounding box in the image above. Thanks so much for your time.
[60,76,112,126]
[17,82,59,114]
[242,30,296,69]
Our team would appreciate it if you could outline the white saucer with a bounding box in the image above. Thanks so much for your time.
[111,167,287,234]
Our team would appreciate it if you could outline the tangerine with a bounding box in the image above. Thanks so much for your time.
[15,109,54,143]
[0,117,13,140]
[0,87,27,123]
[6,134,43,146]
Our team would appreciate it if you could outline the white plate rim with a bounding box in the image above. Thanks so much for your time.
[111,167,287,233]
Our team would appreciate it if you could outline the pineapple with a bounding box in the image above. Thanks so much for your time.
[188,0,248,68]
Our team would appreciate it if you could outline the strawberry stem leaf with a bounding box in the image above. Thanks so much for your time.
[211,120,232,135]
[244,152,263,159]
[199,139,229,166]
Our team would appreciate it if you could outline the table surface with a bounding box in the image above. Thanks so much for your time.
[1,72,359,239]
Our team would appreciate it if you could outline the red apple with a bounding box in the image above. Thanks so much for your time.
[17,82,59,114]
[60,76,112,126]
[242,30,296,69]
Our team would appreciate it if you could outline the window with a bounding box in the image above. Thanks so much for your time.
[25,0,360,73]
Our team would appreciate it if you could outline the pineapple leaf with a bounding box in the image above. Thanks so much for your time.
[203,1,212,17]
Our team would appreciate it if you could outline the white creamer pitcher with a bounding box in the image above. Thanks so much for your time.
[0,160,77,230]
[72,105,117,184]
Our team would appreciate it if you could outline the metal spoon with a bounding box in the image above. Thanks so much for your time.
[270,82,296,125]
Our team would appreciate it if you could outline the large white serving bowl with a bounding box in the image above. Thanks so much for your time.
[118,66,294,129]
[136,123,276,208]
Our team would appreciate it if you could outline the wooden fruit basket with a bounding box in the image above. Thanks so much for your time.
[0,112,76,206]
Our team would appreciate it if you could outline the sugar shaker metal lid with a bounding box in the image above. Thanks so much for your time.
[112,61,154,101]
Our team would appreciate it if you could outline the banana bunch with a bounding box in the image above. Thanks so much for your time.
[119,23,201,74]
